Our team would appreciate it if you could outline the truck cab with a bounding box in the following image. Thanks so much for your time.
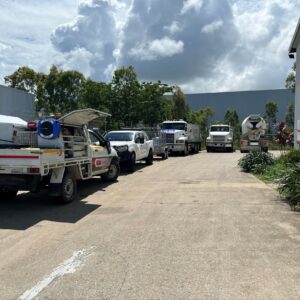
[206,125,233,152]
[161,120,201,155]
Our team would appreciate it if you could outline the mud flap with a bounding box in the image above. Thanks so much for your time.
[49,167,65,197]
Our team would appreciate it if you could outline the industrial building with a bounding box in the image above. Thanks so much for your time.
[186,89,294,122]
[289,18,300,148]
[0,85,35,121]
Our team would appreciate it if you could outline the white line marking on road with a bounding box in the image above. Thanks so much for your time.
[18,247,95,300]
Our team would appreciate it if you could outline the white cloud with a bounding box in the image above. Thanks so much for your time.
[164,21,182,35]
[0,0,78,82]
[56,47,93,78]
[129,37,184,61]
[201,20,223,33]
[181,0,204,15]
[0,0,299,94]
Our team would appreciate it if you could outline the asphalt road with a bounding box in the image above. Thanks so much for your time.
[1,151,300,300]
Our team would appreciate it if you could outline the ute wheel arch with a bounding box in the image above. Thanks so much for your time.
[101,157,120,182]
[127,151,136,173]
[145,148,154,165]
[57,172,77,204]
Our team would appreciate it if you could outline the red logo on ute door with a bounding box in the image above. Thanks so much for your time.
[94,159,102,167]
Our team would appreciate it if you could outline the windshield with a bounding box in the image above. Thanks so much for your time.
[105,132,134,142]
[210,126,229,132]
[161,123,186,131]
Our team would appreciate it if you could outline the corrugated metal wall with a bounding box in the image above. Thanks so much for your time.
[0,85,35,121]
[186,89,294,121]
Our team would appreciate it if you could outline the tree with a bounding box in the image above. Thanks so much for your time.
[224,109,239,127]
[265,101,278,133]
[224,109,241,145]
[172,86,190,120]
[78,79,111,113]
[111,66,141,128]
[285,62,296,92]
[189,107,214,140]
[274,121,293,149]
[285,102,295,129]
[37,65,86,114]
[4,66,45,95]
[139,81,173,126]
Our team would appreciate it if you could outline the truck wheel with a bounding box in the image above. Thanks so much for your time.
[127,152,136,173]
[0,191,18,201]
[183,144,188,156]
[101,159,120,182]
[146,149,153,165]
[162,148,168,160]
[206,147,210,153]
[228,146,233,153]
[58,173,77,204]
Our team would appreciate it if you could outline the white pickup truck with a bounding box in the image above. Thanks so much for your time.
[0,109,120,204]
[105,130,154,172]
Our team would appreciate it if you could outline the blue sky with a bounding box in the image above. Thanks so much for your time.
[0,0,299,93]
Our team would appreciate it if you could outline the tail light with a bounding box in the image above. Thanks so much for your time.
[28,167,40,174]
[27,121,37,130]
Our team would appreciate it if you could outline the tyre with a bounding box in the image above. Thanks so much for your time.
[183,143,188,156]
[145,149,153,165]
[127,152,136,173]
[101,159,120,182]
[58,173,77,204]
[162,149,168,160]
[206,147,210,153]
[0,190,18,201]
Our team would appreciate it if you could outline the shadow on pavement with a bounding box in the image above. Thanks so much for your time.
[0,178,116,230]
[119,162,150,175]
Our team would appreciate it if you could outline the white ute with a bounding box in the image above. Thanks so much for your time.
[105,130,154,172]
[0,109,120,204]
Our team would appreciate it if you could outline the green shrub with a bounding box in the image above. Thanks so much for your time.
[277,164,300,207]
[238,151,275,173]
[277,149,300,165]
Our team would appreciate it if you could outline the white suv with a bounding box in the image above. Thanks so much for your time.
[105,131,154,172]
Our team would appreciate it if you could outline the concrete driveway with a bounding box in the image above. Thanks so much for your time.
[0,151,300,299]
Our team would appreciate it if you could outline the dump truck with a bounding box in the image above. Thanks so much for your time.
[161,120,201,155]
[240,114,268,153]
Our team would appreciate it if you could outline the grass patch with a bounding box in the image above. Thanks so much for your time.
[239,150,300,208]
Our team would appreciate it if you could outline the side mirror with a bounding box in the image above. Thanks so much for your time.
[135,138,139,143]
[106,140,111,153]
[140,138,145,144]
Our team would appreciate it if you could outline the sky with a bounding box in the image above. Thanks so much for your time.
[0,0,299,93]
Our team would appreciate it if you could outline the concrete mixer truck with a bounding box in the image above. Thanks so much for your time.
[240,115,268,153]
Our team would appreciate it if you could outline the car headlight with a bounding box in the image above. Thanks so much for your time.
[206,137,211,141]
[113,145,128,152]
[227,137,233,141]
